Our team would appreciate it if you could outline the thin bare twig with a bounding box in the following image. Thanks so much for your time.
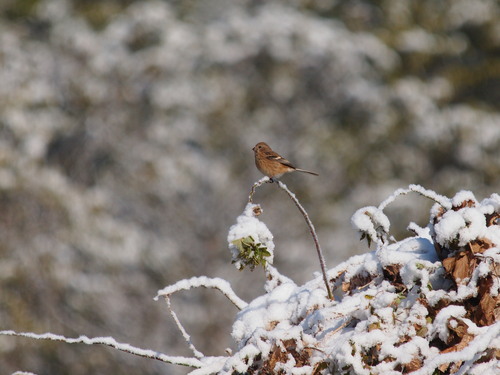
[165,296,204,359]
[276,181,334,300]
[323,318,353,341]
[248,176,271,203]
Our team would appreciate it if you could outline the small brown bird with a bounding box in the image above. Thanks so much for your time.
[252,142,319,180]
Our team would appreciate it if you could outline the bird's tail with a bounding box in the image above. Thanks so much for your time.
[295,168,319,176]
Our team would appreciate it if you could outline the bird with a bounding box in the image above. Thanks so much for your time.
[252,142,319,180]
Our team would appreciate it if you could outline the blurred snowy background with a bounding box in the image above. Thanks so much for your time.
[0,0,499,373]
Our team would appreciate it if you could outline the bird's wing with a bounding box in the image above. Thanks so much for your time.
[264,151,296,169]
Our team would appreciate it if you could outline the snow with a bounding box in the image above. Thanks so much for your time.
[2,186,499,374]
[431,305,467,342]
[227,203,275,270]
[351,206,391,246]
[451,190,479,207]
[155,276,248,310]
[412,322,500,375]
[0,330,204,368]
[199,187,500,374]
[434,208,487,247]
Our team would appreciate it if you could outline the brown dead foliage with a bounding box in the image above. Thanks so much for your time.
[433,208,499,328]
[383,264,405,292]
[473,275,500,326]
[401,356,423,373]
[437,318,475,373]
[341,272,375,294]
[452,199,476,211]
[392,351,423,373]
[469,238,494,253]
[311,361,329,374]
[260,339,312,374]
[486,212,500,227]
[438,236,500,327]
[443,318,472,347]
[432,205,446,224]
[476,348,500,364]
[441,250,476,283]
[418,297,450,321]
[379,201,500,372]
[361,343,382,367]
[361,343,423,373]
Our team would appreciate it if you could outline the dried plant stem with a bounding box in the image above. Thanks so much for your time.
[165,296,204,359]
[248,178,333,299]
[276,181,334,300]
[248,176,271,203]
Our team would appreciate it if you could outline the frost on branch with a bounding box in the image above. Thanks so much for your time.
[205,188,500,374]
[228,203,274,270]
[3,187,499,374]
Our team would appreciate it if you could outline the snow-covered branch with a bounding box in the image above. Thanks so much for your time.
[165,296,205,359]
[378,184,452,210]
[0,330,203,368]
[155,276,247,310]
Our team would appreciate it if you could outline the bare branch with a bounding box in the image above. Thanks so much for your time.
[248,176,271,203]
[276,181,334,300]
[165,296,204,359]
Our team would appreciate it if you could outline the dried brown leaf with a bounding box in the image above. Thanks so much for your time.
[468,238,493,254]
[402,356,423,373]
[442,256,456,275]
[448,360,464,374]
[452,199,476,210]
[441,326,474,353]
[383,264,401,280]
[442,251,476,284]
[447,318,468,341]
[342,273,374,294]
[264,339,312,373]
[342,281,350,293]
[478,289,498,326]
[486,212,500,226]
[438,326,474,373]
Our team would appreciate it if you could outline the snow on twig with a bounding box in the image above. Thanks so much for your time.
[165,296,204,359]
[248,176,271,203]
[378,184,452,210]
[155,276,247,310]
[0,330,203,367]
